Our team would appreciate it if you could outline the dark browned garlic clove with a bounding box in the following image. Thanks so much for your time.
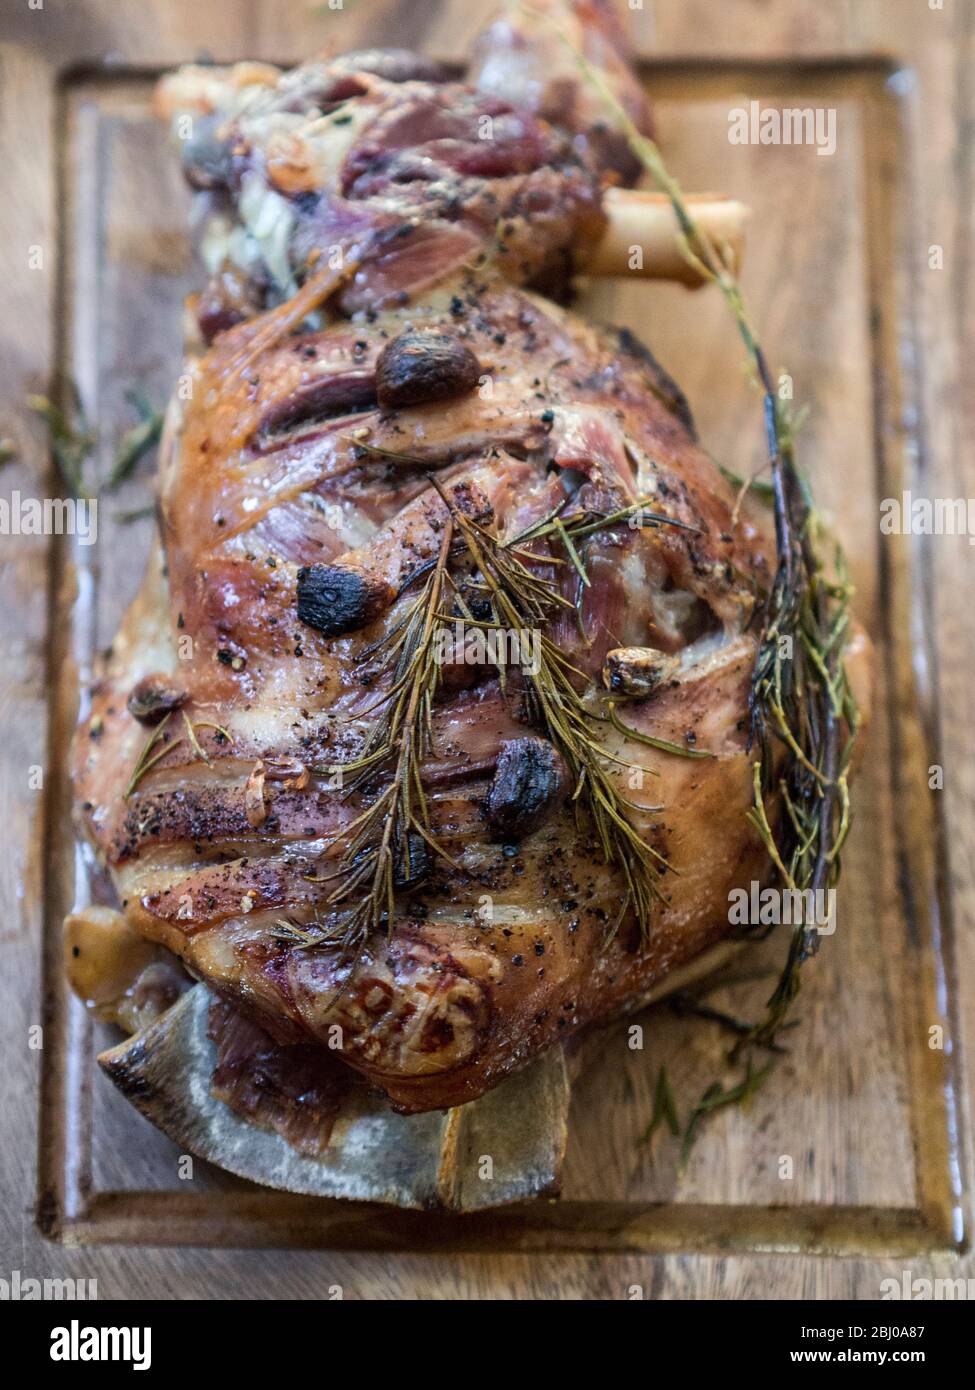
[375,331,481,410]
[602,646,680,699]
[484,737,568,841]
[127,676,188,725]
[181,130,233,191]
[297,563,396,638]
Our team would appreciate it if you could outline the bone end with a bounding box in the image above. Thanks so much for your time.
[588,188,750,285]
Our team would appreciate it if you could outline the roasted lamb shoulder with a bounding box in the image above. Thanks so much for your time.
[68,4,870,1125]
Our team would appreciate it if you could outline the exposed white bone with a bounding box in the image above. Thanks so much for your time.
[589,188,750,285]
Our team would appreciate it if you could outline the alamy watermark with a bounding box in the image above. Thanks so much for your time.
[1,1268,97,1300]
[728,100,837,157]
[880,491,975,544]
[881,1271,975,1300]
[433,620,541,676]
[728,880,836,934]
[0,492,97,545]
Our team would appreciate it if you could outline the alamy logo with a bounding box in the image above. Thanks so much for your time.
[881,1272,975,1300]
[0,1269,97,1300]
[880,491,975,544]
[433,621,541,676]
[50,1320,151,1371]
[728,100,837,156]
[0,491,97,544]
[728,880,836,934]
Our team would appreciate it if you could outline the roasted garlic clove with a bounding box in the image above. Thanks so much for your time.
[602,646,680,698]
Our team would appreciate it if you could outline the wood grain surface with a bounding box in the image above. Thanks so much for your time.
[0,0,972,1300]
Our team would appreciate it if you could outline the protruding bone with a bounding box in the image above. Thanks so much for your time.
[589,188,750,285]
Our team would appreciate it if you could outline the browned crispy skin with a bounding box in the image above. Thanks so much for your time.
[71,15,872,1116]
[72,269,796,1112]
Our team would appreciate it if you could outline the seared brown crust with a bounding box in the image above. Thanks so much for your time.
[70,264,791,1110]
[71,19,872,1116]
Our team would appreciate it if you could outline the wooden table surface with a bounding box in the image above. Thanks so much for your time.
[0,0,973,1299]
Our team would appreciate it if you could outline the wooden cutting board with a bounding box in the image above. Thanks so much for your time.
[1,0,973,1299]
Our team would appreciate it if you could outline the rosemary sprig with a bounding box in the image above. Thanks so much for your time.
[554,515,590,587]
[717,461,775,503]
[539,8,862,1122]
[124,712,181,799]
[313,484,697,955]
[604,699,712,760]
[509,494,701,548]
[109,387,163,489]
[29,380,162,498]
[194,719,232,742]
[431,479,671,943]
[668,989,792,1054]
[181,712,214,765]
[178,714,233,765]
[680,1056,774,1164]
[273,919,325,949]
[641,1064,680,1143]
[115,504,156,525]
[27,386,96,497]
[741,528,858,1051]
[316,522,456,955]
[336,435,432,466]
